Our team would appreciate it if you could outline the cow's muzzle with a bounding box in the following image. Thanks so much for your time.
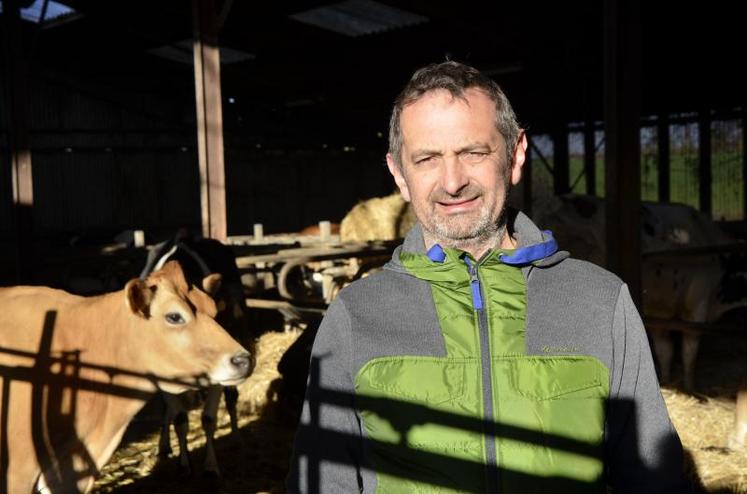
[230,350,255,378]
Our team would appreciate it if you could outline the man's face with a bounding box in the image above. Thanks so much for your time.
[387,88,526,247]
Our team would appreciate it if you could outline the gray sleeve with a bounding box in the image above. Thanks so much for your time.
[287,298,364,493]
[605,284,691,493]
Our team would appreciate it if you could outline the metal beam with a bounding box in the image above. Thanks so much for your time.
[193,0,227,241]
[584,120,596,196]
[604,0,642,304]
[2,0,35,283]
[657,112,670,203]
[552,126,569,195]
[698,109,712,216]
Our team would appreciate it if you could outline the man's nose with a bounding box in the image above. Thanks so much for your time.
[441,155,469,195]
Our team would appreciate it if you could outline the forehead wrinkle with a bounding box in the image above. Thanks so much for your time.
[408,137,499,159]
[401,93,500,151]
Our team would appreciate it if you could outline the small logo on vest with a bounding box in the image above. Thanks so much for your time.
[541,345,580,354]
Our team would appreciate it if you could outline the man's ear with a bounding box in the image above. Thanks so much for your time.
[386,153,411,202]
[125,279,154,318]
[202,273,222,297]
[509,131,528,186]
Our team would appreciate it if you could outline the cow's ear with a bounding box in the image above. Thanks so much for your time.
[202,273,222,296]
[125,278,154,318]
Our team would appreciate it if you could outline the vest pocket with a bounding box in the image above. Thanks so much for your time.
[356,357,484,493]
[493,356,609,490]
[508,356,607,401]
[358,356,468,405]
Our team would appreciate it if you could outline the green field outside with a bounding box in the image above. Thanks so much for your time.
[532,119,744,221]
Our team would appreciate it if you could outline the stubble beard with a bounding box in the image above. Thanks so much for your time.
[419,188,510,255]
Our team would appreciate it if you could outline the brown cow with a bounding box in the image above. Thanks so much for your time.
[0,261,253,493]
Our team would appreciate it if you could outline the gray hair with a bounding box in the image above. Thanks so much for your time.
[388,61,520,167]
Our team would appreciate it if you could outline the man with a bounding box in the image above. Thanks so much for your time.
[288,61,687,493]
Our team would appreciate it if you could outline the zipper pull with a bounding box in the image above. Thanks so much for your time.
[464,258,484,311]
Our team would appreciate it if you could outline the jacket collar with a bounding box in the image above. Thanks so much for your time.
[385,208,569,275]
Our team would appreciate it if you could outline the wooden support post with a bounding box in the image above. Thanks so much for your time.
[743,112,746,220]
[657,112,670,203]
[2,0,34,283]
[604,0,641,305]
[698,110,712,216]
[733,387,747,448]
[193,0,227,241]
[553,126,569,195]
[584,120,597,196]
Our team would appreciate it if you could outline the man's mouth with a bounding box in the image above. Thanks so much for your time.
[436,196,479,214]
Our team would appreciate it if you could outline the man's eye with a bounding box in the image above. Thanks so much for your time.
[461,151,489,163]
[415,156,435,165]
[165,312,186,325]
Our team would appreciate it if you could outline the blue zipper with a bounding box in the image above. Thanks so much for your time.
[464,257,484,310]
[463,255,498,492]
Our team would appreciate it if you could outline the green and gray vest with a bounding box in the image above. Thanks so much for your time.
[356,236,608,493]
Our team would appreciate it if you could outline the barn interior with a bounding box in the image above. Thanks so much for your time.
[1,0,746,492]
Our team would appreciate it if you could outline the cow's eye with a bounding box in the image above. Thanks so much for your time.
[165,312,186,325]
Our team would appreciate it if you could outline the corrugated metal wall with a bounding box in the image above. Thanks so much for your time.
[226,147,391,234]
[1,74,393,240]
[1,74,200,237]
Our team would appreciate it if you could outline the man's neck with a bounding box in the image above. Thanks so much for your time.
[423,227,517,260]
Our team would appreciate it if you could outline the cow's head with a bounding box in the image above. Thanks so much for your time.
[124,261,255,394]
[200,271,257,367]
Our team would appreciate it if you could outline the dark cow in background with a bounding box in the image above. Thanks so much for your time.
[140,230,256,477]
[533,194,747,390]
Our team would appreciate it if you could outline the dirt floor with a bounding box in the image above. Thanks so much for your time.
[91,327,747,494]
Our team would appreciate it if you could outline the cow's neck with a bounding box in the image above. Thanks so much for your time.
[63,292,160,467]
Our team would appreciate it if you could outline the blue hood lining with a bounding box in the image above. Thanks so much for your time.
[426,230,558,266]
[500,230,558,266]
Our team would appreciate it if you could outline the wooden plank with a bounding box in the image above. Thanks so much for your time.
[642,241,747,259]
[245,298,327,315]
[657,112,670,202]
[699,110,712,215]
[2,0,34,283]
[234,242,396,268]
[604,0,642,305]
[193,0,227,241]
[645,317,743,336]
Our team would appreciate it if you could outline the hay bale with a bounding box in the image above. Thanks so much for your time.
[663,387,747,492]
[340,192,416,242]
[238,329,303,414]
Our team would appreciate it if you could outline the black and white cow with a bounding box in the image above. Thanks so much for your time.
[140,230,256,477]
[533,194,747,390]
